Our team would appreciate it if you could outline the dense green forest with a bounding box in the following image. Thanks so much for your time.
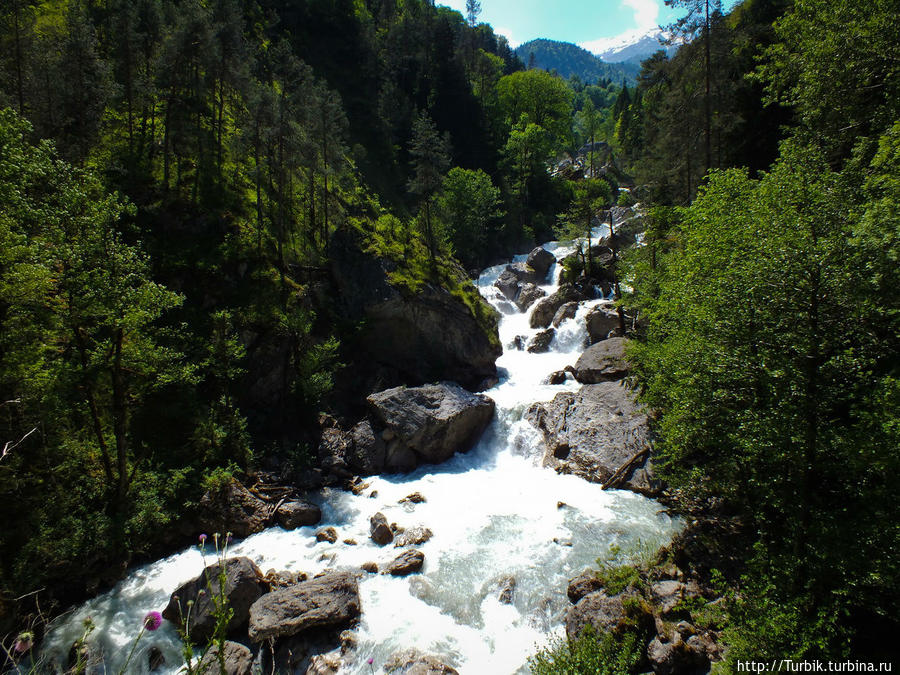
[0,0,898,669]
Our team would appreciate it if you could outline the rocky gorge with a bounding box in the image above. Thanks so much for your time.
[39,218,718,674]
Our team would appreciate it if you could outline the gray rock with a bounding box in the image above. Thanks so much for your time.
[198,641,253,675]
[585,305,622,343]
[565,590,652,640]
[527,328,555,354]
[400,492,426,504]
[530,285,585,329]
[551,302,579,328]
[329,226,500,391]
[370,512,394,546]
[248,572,361,642]
[506,262,541,284]
[346,419,387,475]
[497,576,516,604]
[567,570,604,604]
[650,580,686,617]
[384,649,459,674]
[162,557,265,645]
[525,381,659,496]
[526,247,556,282]
[573,337,629,383]
[277,501,322,530]
[386,550,425,576]
[197,479,268,539]
[367,383,495,469]
[495,269,521,301]
[394,526,433,547]
[546,370,568,385]
[361,562,378,574]
[515,283,546,312]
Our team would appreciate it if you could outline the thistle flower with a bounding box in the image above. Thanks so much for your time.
[198,533,208,545]
[367,657,374,665]
[143,611,163,632]
[13,631,33,653]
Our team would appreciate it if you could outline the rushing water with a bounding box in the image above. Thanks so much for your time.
[42,234,678,674]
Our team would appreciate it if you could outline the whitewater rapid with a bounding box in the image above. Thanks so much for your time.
[42,235,678,674]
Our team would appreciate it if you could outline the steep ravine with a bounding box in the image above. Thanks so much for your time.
[42,233,678,674]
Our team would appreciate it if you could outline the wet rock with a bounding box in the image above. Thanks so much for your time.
[511,335,527,351]
[530,285,585,329]
[394,526,433,547]
[525,381,659,496]
[248,572,361,642]
[386,549,425,576]
[318,426,354,482]
[162,557,265,645]
[344,538,358,545]
[497,576,516,604]
[384,649,459,674]
[515,283,546,312]
[527,328,555,353]
[277,501,322,530]
[198,641,253,675]
[400,492,426,504]
[546,370,568,385]
[585,305,622,343]
[347,419,387,476]
[552,302,579,328]
[197,478,268,539]
[361,562,379,574]
[148,647,165,672]
[367,383,495,470]
[340,630,357,654]
[316,527,338,544]
[526,247,556,281]
[495,269,521,301]
[567,570,604,604]
[307,651,342,675]
[506,262,541,284]
[370,512,394,546]
[573,337,629,383]
[565,590,652,640]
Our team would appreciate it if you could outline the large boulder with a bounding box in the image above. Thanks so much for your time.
[515,283,546,312]
[530,285,585,329]
[162,557,265,644]
[525,381,659,496]
[494,269,521,301]
[384,649,459,674]
[506,262,541,284]
[367,383,495,470]
[197,479,269,539]
[573,337,629,383]
[552,302,579,328]
[567,570,604,604]
[585,305,622,343]
[646,634,710,675]
[248,572,361,642]
[526,247,556,281]
[277,501,322,530]
[394,527,433,547]
[330,226,500,391]
[565,590,652,640]
[198,641,253,675]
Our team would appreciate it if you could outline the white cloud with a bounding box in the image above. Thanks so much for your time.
[494,26,520,48]
[580,0,661,56]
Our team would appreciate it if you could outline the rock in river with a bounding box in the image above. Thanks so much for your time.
[525,381,659,496]
[367,382,495,470]
[573,337,629,383]
[248,571,361,642]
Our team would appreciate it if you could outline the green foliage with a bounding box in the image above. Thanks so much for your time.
[436,167,505,268]
[529,626,644,675]
[497,69,574,148]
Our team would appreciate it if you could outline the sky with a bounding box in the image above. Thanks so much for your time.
[438,0,737,53]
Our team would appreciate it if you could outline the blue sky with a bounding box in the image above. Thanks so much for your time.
[438,0,737,52]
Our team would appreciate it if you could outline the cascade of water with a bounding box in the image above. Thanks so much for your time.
[41,239,677,675]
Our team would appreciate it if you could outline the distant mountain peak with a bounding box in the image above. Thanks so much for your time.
[514,39,640,85]
[581,29,678,65]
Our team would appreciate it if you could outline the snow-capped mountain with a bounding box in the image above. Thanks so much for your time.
[584,30,679,65]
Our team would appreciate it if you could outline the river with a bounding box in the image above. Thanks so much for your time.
[42,234,678,674]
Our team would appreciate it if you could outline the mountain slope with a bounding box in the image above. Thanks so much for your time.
[595,30,678,64]
[515,39,640,85]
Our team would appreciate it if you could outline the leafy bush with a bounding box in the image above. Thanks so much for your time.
[529,626,644,675]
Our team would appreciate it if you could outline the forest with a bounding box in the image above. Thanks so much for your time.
[0,0,897,671]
